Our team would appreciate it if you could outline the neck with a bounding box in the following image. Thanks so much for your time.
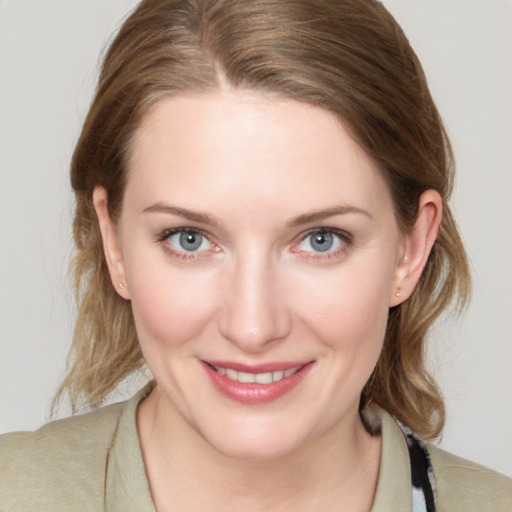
[137,387,381,512]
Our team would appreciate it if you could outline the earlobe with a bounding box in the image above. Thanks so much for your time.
[92,186,130,300]
[389,190,442,307]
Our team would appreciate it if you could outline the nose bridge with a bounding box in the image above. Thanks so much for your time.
[218,249,290,351]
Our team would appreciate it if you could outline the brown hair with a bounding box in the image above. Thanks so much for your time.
[56,0,470,438]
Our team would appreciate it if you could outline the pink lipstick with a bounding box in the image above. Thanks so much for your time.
[200,360,314,405]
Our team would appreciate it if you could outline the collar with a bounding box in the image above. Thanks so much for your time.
[370,407,413,511]
[105,385,156,512]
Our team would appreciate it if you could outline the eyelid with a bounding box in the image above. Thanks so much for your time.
[297,227,352,245]
[156,226,209,242]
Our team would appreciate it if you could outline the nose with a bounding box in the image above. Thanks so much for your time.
[217,254,291,353]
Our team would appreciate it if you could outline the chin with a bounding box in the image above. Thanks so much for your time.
[197,416,312,462]
[210,435,303,462]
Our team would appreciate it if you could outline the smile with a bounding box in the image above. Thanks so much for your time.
[201,360,314,405]
[210,364,302,384]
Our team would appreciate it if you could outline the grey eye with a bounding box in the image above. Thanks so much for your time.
[299,230,343,253]
[309,232,334,252]
[168,230,208,252]
[179,231,203,251]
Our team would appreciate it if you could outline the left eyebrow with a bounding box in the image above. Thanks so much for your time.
[287,206,372,227]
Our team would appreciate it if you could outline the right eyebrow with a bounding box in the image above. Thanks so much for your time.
[141,203,221,227]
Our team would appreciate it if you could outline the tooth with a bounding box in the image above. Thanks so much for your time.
[272,370,284,382]
[214,365,302,384]
[226,369,238,381]
[255,372,273,384]
[238,371,255,383]
[284,367,297,378]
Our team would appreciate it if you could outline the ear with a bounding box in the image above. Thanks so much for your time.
[93,186,131,300]
[389,189,442,307]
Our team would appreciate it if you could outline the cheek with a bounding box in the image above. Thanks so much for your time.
[126,255,219,350]
[289,256,394,357]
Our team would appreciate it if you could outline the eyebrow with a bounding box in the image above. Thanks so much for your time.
[142,203,221,226]
[142,203,370,227]
[287,206,372,227]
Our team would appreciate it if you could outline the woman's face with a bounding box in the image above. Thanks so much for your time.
[104,91,409,459]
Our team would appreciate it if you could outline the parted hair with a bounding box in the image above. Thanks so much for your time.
[56,0,471,438]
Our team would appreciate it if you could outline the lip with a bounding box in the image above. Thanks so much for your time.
[204,360,308,373]
[200,359,315,405]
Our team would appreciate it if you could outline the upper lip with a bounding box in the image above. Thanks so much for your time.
[202,360,312,373]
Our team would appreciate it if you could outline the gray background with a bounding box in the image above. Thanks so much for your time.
[1,0,511,477]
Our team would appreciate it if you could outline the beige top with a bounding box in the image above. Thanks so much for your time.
[1,387,510,512]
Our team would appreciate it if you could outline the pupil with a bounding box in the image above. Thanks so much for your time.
[312,232,333,252]
[179,232,202,251]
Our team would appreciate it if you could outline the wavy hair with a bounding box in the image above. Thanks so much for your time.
[55,0,471,438]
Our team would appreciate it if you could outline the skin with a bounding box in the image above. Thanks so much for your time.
[94,90,441,512]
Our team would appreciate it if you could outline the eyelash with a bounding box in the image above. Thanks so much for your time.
[155,227,353,262]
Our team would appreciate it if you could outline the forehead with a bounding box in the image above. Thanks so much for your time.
[125,91,392,219]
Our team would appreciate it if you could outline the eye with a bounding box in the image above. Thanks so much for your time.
[166,229,212,253]
[301,231,339,252]
[297,229,349,254]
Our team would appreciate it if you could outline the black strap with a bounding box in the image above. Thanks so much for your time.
[404,430,437,512]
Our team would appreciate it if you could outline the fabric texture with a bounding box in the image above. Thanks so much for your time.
[1,386,511,512]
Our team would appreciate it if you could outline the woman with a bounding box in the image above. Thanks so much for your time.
[1,0,510,510]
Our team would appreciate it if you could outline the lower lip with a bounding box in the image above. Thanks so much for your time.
[201,361,314,405]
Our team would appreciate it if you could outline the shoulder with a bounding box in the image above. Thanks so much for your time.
[0,400,126,512]
[427,443,512,512]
